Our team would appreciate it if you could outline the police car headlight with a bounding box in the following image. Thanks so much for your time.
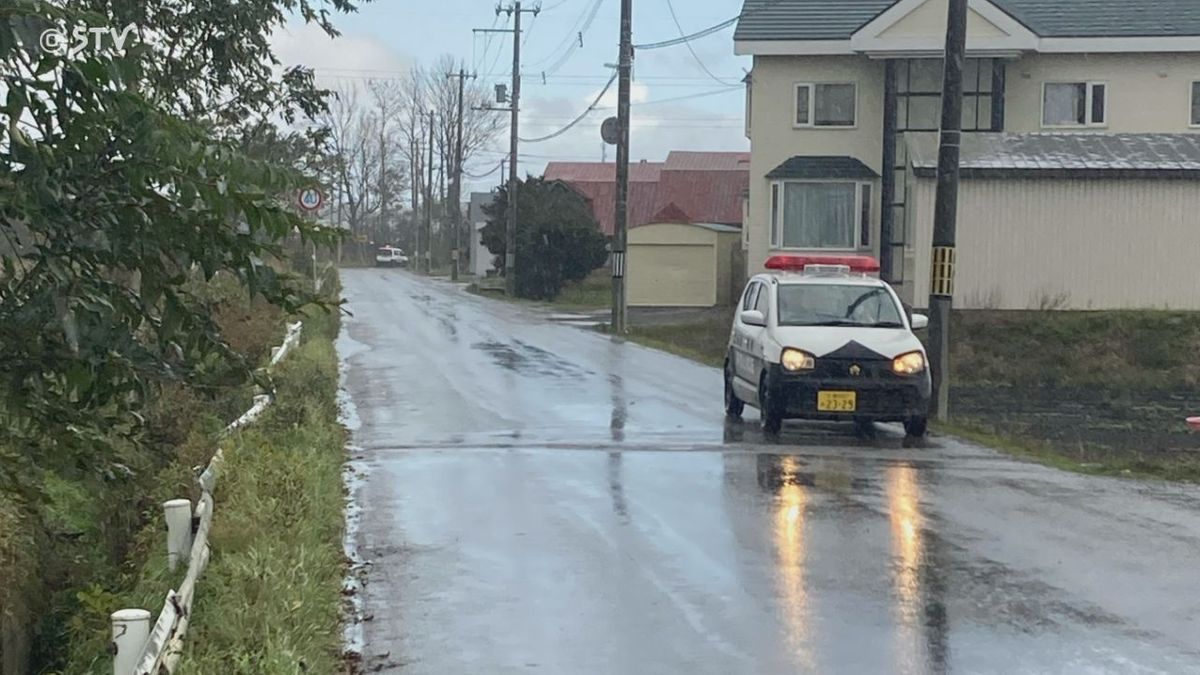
[892,351,926,375]
[781,348,816,372]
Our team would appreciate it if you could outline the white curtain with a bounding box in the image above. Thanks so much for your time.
[782,183,856,249]
[1044,83,1085,125]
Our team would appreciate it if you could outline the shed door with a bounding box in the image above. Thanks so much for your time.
[628,244,715,307]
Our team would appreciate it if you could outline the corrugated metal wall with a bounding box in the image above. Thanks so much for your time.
[908,177,1200,310]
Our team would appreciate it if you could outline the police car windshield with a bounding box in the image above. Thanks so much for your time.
[777,284,905,328]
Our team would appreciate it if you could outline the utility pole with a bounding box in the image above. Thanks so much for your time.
[426,109,435,276]
[379,119,388,248]
[448,67,476,282]
[611,0,633,334]
[411,136,420,265]
[476,2,539,295]
[927,0,969,421]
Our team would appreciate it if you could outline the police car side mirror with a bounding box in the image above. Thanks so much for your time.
[740,310,766,327]
[910,314,929,330]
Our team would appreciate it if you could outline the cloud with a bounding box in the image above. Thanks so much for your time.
[269,22,413,84]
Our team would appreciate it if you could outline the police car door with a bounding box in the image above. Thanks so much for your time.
[733,281,767,384]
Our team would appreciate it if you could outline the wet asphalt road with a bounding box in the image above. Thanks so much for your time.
[338,269,1200,675]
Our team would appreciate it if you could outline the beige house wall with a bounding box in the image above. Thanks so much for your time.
[878,0,1007,39]
[908,176,1200,310]
[746,56,886,279]
[1004,53,1200,133]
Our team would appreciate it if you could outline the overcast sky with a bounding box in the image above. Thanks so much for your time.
[270,0,750,194]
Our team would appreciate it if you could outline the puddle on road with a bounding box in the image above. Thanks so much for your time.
[471,338,594,378]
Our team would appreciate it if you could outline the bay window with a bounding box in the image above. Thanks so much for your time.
[770,181,872,250]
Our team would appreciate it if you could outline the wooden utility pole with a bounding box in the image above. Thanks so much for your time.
[927,0,969,421]
[379,119,388,247]
[426,109,435,275]
[611,0,633,333]
[411,136,420,263]
[474,5,536,292]
[448,67,475,282]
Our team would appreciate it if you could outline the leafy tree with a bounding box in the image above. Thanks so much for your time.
[0,0,364,499]
[481,177,608,300]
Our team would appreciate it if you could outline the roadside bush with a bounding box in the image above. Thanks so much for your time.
[481,176,609,300]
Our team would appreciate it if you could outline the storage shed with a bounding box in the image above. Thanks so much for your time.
[904,132,1200,310]
[628,204,743,307]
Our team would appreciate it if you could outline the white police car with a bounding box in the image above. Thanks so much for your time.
[723,255,931,437]
[375,246,410,268]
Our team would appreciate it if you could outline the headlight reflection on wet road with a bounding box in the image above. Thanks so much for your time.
[772,456,813,671]
[888,463,926,674]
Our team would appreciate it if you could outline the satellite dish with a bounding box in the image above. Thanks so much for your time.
[601,117,619,145]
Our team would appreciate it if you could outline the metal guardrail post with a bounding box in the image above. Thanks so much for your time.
[163,500,193,572]
[111,609,151,675]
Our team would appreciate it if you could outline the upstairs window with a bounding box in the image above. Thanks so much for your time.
[1043,82,1106,127]
[1192,81,1200,127]
[795,83,857,128]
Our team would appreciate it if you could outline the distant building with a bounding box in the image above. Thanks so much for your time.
[468,191,496,278]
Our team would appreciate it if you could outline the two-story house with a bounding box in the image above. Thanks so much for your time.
[737,0,1200,310]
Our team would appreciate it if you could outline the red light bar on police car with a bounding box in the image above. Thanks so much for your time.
[764,255,881,274]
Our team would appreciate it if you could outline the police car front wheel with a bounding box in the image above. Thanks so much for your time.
[723,361,745,419]
[759,375,783,435]
[904,416,928,438]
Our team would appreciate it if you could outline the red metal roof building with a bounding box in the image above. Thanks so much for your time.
[544,151,749,235]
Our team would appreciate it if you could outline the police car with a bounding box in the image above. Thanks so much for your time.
[375,246,410,268]
[723,255,931,437]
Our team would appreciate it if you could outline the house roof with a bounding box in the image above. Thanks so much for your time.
[544,161,663,183]
[907,132,1200,179]
[650,202,693,224]
[544,152,749,235]
[663,151,751,171]
[766,156,880,180]
[734,0,1200,42]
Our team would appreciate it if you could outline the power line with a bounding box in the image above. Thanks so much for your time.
[474,13,501,72]
[596,86,743,109]
[634,18,736,50]
[482,14,513,80]
[662,0,740,86]
[519,71,617,143]
[464,161,504,179]
[633,0,785,50]
[527,0,605,76]
[522,10,539,48]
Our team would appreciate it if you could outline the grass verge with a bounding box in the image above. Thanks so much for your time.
[603,318,729,369]
[175,320,347,673]
[936,419,1200,482]
[468,271,613,312]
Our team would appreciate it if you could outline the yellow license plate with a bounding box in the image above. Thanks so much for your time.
[817,391,857,412]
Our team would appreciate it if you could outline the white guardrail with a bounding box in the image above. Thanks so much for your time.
[110,321,304,675]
